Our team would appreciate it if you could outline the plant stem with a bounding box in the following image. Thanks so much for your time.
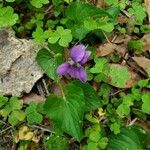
[58,82,66,101]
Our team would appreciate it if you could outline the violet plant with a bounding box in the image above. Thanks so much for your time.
[56,44,91,82]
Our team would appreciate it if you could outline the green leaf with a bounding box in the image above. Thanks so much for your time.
[25,102,43,124]
[116,94,134,117]
[141,25,150,33]
[84,18,114,32]
[138,79,149,88]
[32,27,49,44]
[72,81,101,111]
[116,104,130,117]
[52,0,61,5]
[0,97,23,116]
[109,65,130,88]
[142,93,150,114]
[48,43,64,53]
[36,48,62,81]
[30,0,49,8]
[128,2,146,25]
[5,0,15,2]
[106,6,120,22]
[105,0,118,6]
[0,96,8,108]
[9,97,23,110]
[89,130,100,142]
[70,24,89,40]
[44,83,85,141]
[48,26,72,47]
[98,137,108,149]
[99,83,110,99]
[107,126,149,150]
[90,58,109,74]
[87,142,98,150]
[65,2,109,24]
[64,0,73,4]
[48,32,60,44]
[0,6,18,27]
[0,105,12,117]
[85,114,99,124]
[110,122,120,134]
[45,135,68,150]
[127,40,144,54]
[65,2,112,40]
[8,110,26,126]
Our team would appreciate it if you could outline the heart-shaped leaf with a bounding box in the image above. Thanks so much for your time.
[36,48,62,81]
[44,83,85,141]
[72,81,101,111]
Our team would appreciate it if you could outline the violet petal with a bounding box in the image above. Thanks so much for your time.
[79,51,91,65]
[70,44,86,63]
[68,66,78,78]
[77,67,87,82]
[56,62,70,76]
[68,66,87,82]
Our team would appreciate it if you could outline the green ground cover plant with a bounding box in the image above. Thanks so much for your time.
[0,0,150,149]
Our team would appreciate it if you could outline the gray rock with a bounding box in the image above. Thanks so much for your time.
[0,29,43,96]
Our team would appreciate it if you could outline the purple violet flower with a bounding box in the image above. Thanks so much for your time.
[56,44,91,82]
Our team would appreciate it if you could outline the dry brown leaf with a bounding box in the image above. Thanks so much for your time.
[113,34,131,44]
[117,15,128,24]
[23,93,45,104]
[96,43,117,57]
[142,33,150,52]
[32,131,41,143]
[144,0,150,23]
[96,43,127,57]
[108,64,140,88]
[96,0,105,8]
[132,57,150,73]
[116,44,127,56]
[125,70,141,88]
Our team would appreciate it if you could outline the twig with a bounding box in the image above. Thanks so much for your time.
[44,5,53,15]
[127,118,137,126]
[0,120,7,125]
[102,31,111,43]
[42,79,49,96]
[0,126,13,134]
[121,10,132,18]
[37,83,45,97]
[28,125,55,133]
[110,89,126,96]
[111,35,118,43]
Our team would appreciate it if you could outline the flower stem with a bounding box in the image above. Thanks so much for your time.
[58,82,66,101]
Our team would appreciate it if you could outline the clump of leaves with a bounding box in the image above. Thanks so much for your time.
[127,1,146,25]
[64,2,118,40]
[30,0,49,8]
[0,96,25,126]
[32,27,50,44]
[0,6,18,27]
[48,26,73,47]
[82,114,108,150]
[142,92,150,114]
[25,102,43,124]
[127,40,144,54]
[45,135,68,150]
